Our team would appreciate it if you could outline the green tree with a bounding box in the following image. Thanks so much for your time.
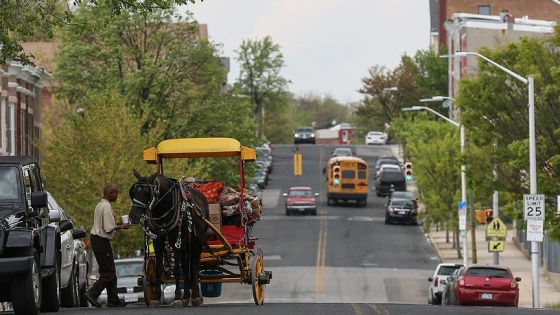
[355,49,448,143]
[0,0,202,64]
[40,91,160,255]
[456,24,560,241]
[234,36,290,139]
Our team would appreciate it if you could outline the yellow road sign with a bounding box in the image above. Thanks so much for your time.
[294,153,302,175]
[488,240,505,252]
[486,217,507,239]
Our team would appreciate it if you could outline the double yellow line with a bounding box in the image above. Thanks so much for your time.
[315,146,327,299]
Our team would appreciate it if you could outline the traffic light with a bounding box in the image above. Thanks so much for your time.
[404,162,413,181]
[332,165,341,185]
[485,209,493,223]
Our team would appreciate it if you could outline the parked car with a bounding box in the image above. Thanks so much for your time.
[283,186,319,216]
[384,198,418,225]
[253,165,268,189]
[441,266,464,305]
[47,192,89,308]
[332,147,353,157]
[293,126,316,144]
[365,131,388,145]
[249,183,263,205]
[376,169,406,197]
[427,263,463,305]
[446,265,521,307]
[256,146,273,173]
[256,149,273,174]
[98,258,145,305]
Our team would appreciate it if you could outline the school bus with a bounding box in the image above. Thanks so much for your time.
[325,156,368,206]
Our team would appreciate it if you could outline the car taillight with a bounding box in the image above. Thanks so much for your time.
[434,277,439,287]
[458,279,465,287]
[357,181,367,186]
[511,281,517,288]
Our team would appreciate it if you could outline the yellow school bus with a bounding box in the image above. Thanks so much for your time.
[326,156,368,206]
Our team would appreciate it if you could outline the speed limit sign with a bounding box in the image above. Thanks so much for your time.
[524,194,545,220]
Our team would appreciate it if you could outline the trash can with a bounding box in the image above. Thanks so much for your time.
[200,270,223,297]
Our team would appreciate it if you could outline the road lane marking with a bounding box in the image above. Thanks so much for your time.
[315,207,327,299]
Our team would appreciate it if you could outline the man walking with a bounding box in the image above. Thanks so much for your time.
[84,185,131,308]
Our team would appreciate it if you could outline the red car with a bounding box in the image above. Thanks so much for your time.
[283,186,319,216]
[450,265,521,307]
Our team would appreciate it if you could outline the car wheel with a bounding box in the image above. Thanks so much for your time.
[384,215,390,224]
[11,248,41,315]
[285,208,291,216]
[311,209,317,216]
[41,254,61,312]
[61,262,79,307]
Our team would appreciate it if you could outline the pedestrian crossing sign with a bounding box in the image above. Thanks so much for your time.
[486,217,507,239]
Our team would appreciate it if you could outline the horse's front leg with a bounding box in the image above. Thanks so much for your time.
[189,241,204,307]
[149,250,164,307]
[172,247,185,307]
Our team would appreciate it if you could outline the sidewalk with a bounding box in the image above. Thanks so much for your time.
[388,144,560,308]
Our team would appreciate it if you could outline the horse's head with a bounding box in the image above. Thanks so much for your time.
[128,169,159,224]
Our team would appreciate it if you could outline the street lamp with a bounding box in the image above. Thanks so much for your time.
[402,103,467,267]
[442,51,538,308]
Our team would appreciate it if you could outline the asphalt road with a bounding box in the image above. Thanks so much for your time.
[21,144,558,315]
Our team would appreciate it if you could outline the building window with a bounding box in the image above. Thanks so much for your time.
[478,5,491,15]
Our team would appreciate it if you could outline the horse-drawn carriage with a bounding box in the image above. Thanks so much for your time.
[128,138,272,307]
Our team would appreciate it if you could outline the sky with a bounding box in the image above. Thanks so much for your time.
[182,0,431,104]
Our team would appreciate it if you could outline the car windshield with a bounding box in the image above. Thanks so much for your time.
[289,190,313,197]
[115,260,143,278]
[0,167,20,201]
[296,127,313,133]
[437,265,462,275]
[465,267,511,278]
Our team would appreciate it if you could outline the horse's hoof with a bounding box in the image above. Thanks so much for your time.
[172,299,184,307]
[149,300,160,307]
[191,297,203,307]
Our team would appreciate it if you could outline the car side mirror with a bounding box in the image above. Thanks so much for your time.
[447,276,453,282]
[428,277,433,282]
[282,193,287,197]
[515,277,521,282]
[315,193,320,197]
[440,279,447,285]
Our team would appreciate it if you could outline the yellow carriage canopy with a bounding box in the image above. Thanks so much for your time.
[143,137,256,164]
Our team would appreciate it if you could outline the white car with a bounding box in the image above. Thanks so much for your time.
[365,131,388,145]
[47,192,89,308]
[427,263,463,305]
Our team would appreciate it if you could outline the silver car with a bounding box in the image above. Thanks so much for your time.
[98,258,144,305]
[47,192,89,307]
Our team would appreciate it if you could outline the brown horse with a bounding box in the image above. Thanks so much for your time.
[128,169,209,307]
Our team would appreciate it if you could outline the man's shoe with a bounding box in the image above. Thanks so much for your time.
[107,299,127,307]
[84,292,102,308]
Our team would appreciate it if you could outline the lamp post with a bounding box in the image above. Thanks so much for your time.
[442,51,538,308]
[402,104,467,267]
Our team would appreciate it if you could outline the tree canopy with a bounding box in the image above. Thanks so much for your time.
[0,0,202,65]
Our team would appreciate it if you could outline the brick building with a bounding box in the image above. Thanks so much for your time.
[431,0,560,49]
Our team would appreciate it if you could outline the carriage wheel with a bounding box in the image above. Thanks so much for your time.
[251,254,265,305]
[143,257,156,306]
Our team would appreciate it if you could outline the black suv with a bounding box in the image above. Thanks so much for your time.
[375,169,406,197]
[0,156,63,315]
[293,126,316,144]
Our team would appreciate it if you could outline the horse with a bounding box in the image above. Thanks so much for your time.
[128,169,210,307]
